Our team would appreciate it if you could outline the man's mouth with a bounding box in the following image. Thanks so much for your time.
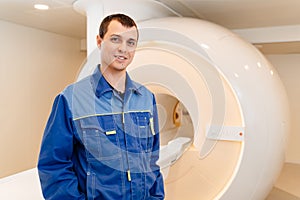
[115,55,127,60]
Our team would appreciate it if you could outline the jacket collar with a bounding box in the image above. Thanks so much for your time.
[91,64,141,98]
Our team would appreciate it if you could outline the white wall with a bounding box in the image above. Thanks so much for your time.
[267,54,300,164]
[0,20,86,178]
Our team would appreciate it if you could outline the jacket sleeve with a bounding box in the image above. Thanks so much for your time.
[37,94,85,200]
[149,95,165,199]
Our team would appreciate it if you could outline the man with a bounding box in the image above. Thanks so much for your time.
[38,14,165,199]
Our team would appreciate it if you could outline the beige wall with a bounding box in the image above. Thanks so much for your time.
[267,54,300,164]
[0,20,86,178]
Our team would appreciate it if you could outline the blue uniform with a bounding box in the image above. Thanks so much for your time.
[38,65,164,200]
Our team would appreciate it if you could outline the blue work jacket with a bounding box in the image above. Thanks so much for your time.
[38,65,165,200]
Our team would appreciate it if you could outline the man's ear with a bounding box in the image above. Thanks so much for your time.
[96,35,102,48]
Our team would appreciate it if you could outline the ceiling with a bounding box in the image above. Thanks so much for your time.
[0,0,86,38]
[0,0,300,54]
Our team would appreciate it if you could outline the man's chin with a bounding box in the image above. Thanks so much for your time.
[111,64,128,72]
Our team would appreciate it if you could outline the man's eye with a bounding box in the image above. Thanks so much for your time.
[111,37,121,43]
[127,40,136,47]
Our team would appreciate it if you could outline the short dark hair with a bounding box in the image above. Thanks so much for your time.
[99,13,138,39]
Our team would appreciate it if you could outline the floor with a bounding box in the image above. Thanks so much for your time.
[265,163,300,200]
[266,187,300,200]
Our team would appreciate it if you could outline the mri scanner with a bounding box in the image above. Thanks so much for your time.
[0,0,290,199]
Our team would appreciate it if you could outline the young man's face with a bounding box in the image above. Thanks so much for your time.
[97,20,138,72]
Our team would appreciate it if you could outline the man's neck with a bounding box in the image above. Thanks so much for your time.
[100,66,126,93]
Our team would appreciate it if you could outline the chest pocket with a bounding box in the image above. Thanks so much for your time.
[132,112,154,153]
[77,115,121,162]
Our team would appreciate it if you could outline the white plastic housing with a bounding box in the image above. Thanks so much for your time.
[134,17,290,200]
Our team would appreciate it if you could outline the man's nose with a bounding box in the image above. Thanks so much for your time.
[118,41,127,53]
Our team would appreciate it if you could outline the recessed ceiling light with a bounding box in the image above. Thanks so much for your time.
[34,4,49,10]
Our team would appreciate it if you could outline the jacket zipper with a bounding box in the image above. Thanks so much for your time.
[122,97,131,182]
